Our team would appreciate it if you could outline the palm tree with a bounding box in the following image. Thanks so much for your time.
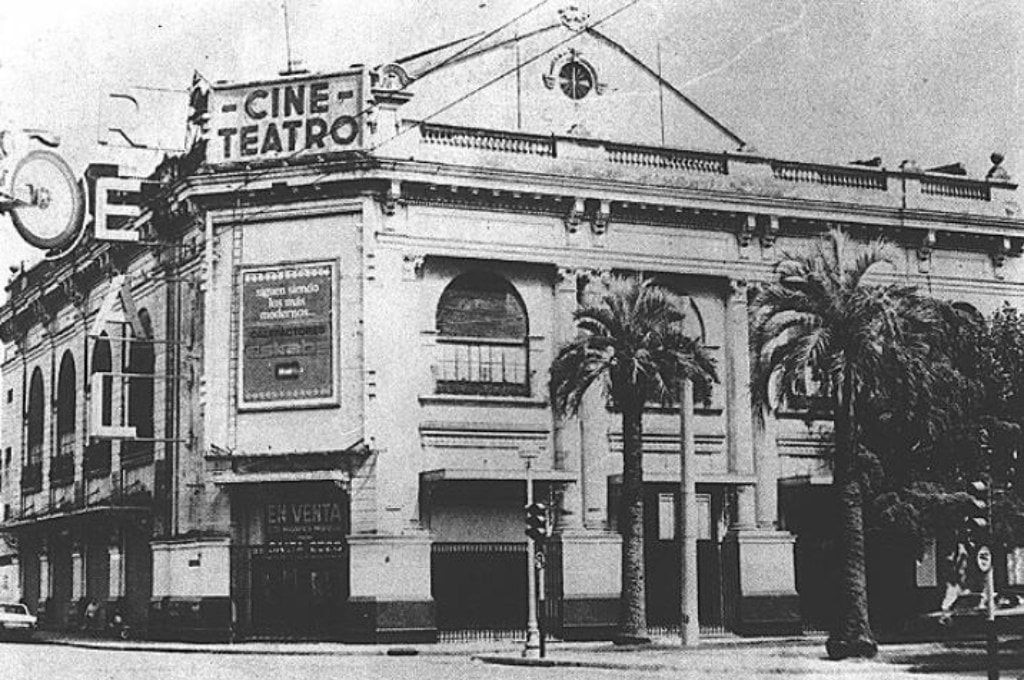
[550,275,717,644]
[750,229,948,659]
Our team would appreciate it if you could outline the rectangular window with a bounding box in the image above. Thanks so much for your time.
[696,494,712,541]
[916,539,938,587]
[1008,548,1024,586]
[658,493,675,540]
[5,389,11,404]
[436,338,529,396]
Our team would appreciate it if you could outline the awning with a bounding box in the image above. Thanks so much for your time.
[420,468,577,484]
[0,504,150,531]
[210,469,350,485]
[607,472,757,485]
[779,473,833,487]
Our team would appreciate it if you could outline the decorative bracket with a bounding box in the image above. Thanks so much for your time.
[991,237,1012,280]
[738,214,756,250]
[565,197,585,234]
[381,180,401,217]
[760,215,780,249]
[917,229,936,272]
[592,199,611,235]
[729,278,748,303]
[402,254,425,280]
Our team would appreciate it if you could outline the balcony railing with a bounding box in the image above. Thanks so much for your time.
[771,161,888,191]
[606,143,728,175]
[435,337,530,397]
[49,454,75,487]
[121,440,154,467]
[920,176,991,201]
[84,441,112,478]
[21,461,42,494]
[420,123,556,157]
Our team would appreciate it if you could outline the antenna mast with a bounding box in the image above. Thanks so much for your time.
[281,1,303,75]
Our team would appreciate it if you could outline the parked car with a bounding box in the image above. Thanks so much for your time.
[0,603,37,639]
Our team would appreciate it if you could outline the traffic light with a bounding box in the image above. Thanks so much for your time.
[963,479,990,543]
[525,502,548,543]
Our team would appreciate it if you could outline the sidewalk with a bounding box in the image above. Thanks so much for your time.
[27,630,820,657]
[23,630,1024,677]
[476,637,1024,678]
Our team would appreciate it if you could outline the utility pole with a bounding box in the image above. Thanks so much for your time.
[679,377,699,646]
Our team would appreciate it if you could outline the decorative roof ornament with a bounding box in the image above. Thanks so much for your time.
[987,152,1011,183]
[372,63,411,92]
[558,4,590,32]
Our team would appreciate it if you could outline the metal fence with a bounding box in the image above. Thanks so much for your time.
[431,541,563,641]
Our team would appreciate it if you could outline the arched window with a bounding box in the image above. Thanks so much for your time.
[53,352,77,485]
[435,271,529,396]
[87,336,113,476]
[24,367,45,493]
[124,309,155,464]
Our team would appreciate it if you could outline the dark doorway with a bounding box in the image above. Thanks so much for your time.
[251,554,347,638]
[642,484,722,629]
[431,542,528,632]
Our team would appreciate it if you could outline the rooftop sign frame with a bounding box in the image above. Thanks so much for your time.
[207,68,369,166]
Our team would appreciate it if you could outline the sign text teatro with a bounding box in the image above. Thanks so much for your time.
[208,70,364,164]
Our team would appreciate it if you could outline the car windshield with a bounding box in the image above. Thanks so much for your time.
[0,604,27,614]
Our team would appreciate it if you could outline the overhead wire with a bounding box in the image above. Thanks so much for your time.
[220,0,643,229]
[183,0,553,207]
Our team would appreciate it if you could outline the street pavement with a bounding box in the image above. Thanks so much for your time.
[2,634,1024,679]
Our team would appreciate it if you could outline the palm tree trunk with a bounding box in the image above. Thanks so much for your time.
[825,372,877,660]
[616,401,650,644]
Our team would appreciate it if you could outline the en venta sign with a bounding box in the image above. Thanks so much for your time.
[266,501,346,539]
[239,261,337,409]
[208,70,364,164]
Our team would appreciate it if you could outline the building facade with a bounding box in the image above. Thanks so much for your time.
[1,13,1022,642]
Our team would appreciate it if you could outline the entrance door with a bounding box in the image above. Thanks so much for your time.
[251,555,346,638]
[643,486,721,629]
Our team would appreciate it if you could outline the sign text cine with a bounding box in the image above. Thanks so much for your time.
[211,73,362,163]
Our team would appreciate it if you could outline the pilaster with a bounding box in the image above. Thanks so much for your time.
[754,407,780,529]
[554,267,584,530]
[579,271,611,530]
[725,278,754,476]
[345,533,436,643]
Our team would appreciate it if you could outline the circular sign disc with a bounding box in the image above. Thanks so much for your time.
[977,545,992,573]
[8,149,84,250]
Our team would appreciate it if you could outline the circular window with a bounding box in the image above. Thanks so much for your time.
[558,61,594,100]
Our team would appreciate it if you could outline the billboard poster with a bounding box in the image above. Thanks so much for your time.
[239,261,337,409]
[207,69,365,164]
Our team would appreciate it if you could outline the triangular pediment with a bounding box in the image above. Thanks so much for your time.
[397,21,745,152]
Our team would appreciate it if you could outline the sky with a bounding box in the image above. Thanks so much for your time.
[0,0,1020,294]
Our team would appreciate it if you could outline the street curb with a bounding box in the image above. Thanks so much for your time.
[23,634,829,657]
[473,655,672,672]
[27,637,514,657]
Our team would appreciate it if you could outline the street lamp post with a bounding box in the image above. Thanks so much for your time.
[522,452,541,658]
[679,377,699,646]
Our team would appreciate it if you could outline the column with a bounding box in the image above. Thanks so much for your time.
[108,537,125,599]
[725,279,754,476]
[553,267,584,530]
[345,206,434,644]
[71,543,85,602]
[579,270,612,530]
[754,406,780,529]
[556,269,621,640]
[38,544,51,624]
[734,485,758,531]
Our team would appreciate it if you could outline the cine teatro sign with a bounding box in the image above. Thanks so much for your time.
[208,70,365,164]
